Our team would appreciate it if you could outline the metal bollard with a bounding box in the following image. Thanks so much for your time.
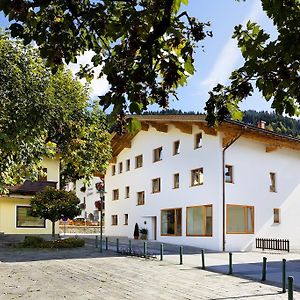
[261,257,267,281]
[228,252,233,275]
[116,238,119,253]
[129,240,132,254]
[105,237,108,250]
[282,259,286,293]
[179,246,183,265]
[160,244,164,261]
[95,236,98,248]
[288,276,294,300]
[99,236,103,253]
[144,242,147,258]
[201,249,205,270]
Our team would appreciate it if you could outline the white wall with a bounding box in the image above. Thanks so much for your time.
[42,157,60,187]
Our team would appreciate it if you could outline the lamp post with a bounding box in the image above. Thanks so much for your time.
[95,181,105,253]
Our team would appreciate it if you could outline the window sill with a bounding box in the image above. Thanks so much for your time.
[190,183,203,187]
[152,191,160,194]
[186,234,212,237]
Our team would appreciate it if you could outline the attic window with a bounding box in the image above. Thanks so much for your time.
[126,159,130,171]
[269,172,277,192]
[153,147,163,162]
[119,162,123,174]
[225,165,233,183]
[173,140,180,155]
[194,132,203,149]
[135,155,143,168]
[112,165,116,176]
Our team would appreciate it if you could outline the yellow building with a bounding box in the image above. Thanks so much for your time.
[0,157,60,236]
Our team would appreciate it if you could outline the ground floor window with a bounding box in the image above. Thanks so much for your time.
[16,206,45,228]
[161,208,182,236]
[112,215,118,226]
[186,205,212,236]
[227,205,254,234]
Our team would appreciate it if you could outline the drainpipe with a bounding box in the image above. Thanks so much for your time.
[222,129,245,252]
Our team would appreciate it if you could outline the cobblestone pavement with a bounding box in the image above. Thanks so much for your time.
[0,245,299,299]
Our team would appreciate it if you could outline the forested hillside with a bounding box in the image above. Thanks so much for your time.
[143,109,300,138]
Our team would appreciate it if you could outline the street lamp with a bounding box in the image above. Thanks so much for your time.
[95,181,105,253]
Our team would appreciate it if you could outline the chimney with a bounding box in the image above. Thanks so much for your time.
[257,120,266,129]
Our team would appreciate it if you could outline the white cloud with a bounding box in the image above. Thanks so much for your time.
[67,51,110,98]
[201,0,263,90]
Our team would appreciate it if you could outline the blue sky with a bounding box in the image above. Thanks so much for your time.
[0,0,276,113]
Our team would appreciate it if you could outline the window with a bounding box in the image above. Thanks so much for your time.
[112,189,119,201]
[270,172,277,192]
[125,186,130,198]
[161,208,182,236]
[112,215,118,226]
[194,132,203,149]
[119,162,123,174]
[135,155,143,168]
[173,173,179,189]
[225,165,233,183]
[38,168,47,181]
[191,168,204,186]
[173,140,180,155]
[112,165,116,176]
[16,206,45,228]
[186,205,212,236]
[126,159,130,171]
[152,178,161,193]
[227,205,254,234]
[274,208,280,224]
[124,214,128,225]
[137,191,145,205]
[153,147,163,162]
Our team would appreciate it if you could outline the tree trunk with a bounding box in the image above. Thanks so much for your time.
[52,221,55,240]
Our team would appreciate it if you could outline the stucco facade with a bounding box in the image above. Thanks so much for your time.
[0,157,60,235]
[105,116,300,252]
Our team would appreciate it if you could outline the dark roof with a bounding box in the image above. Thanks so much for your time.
[9,180,57,195]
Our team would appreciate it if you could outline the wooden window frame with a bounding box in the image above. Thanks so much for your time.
[152,178,161,193]
[194,132,203,149]
[124,214,128,225]
[226,204,254,234]
[274,208,280,224]
[269,172,277,192]
[125,186,130,198]
[135,155,143,169]
[173,140,180,155]
[225,165,234,183]
[137,191,145,206]
[112,189,119,201]
[16,206,46,228]
[126,159,130,171]
[173,173,179,189]
[186,205,213,237]
[112,165,116,176]
[118,162,123,174]
[191,168,204,186]
[111,215,118,226]
[153,147,163,162]
[161,207,182,236]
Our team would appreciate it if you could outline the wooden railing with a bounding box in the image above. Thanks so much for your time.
[256,238,290,252]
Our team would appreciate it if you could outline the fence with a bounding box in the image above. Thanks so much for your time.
[256,238,289,252]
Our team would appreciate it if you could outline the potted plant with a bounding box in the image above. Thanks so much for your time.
[140,228,148,240]
[134,223,139,240]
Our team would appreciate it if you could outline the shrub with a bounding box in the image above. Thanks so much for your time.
[20,236,85,248]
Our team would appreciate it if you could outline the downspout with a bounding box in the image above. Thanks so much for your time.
[222,128,246,252]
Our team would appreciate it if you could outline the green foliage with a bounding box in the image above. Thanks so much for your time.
[205,0,300,126]
[1,0,212,128]
[0,35,112,192]
[31,188,81,237]
[20,236,85,248]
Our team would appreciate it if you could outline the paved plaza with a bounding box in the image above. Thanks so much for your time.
[0,238,299,299]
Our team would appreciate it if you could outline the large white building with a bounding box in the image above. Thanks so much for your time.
[104,115,300,251]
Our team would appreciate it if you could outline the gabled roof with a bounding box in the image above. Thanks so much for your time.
[111,115,300,161]
[9,180,57,196]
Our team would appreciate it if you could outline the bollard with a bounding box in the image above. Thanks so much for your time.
[144,242,147,258]
[201,249,205,270]
[228,252,233,275]
[180,246,183,265]
[261,257,267,281]
[95,236,98,248]
[160,244,164,261]
[288,276,294,300]
[282,259,286,293]
[99,236,103,253]
[116,238,119,253]
[129,240,132,254]
[105,237,108,250]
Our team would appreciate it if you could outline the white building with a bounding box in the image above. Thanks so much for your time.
[104,115,300,251]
